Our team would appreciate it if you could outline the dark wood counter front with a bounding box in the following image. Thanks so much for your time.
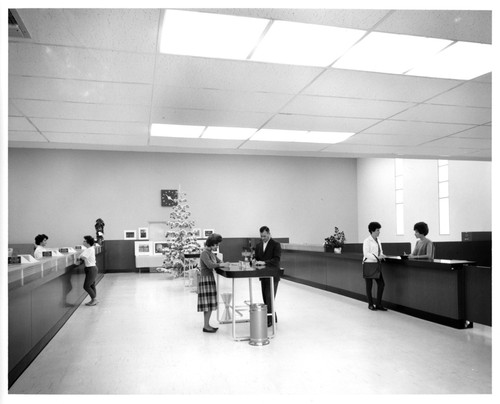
[281,248,489,329]
[8,249,104,388]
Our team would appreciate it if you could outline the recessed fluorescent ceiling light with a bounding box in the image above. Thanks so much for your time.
[251,20,366,67]
[151,123,204,138]
[201,126,257,140]
[160,10,268,59]
[251,129,353,143]
[333,32,452,74]
[407,41,492,80]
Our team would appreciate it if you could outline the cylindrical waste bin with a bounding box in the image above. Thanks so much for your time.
[249,303,269,346]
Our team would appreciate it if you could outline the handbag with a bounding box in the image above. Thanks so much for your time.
[363,255,381,279]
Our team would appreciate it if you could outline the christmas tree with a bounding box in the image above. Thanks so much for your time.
[156,189,201,277]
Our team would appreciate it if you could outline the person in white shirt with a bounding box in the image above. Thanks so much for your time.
[77,235,99,306]
[362,222,387,311]
[33,234,49,259]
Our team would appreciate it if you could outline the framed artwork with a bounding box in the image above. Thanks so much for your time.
[138,227,149,240]
[203,229,214,238]
[192,228,202,238]
[154,242,170,255]
[124,230,137,240]
[161,189,178,207]
[135,241,152,255]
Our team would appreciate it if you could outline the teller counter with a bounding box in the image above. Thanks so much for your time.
[8,247,104,387]
[281,245,490,329]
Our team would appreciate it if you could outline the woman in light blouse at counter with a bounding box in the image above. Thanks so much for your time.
[362,222,387,311]
[33,234,49,259]
[408,222,434,260]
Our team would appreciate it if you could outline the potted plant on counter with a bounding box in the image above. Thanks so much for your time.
[324,227,346,253]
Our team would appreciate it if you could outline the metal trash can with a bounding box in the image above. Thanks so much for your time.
[249,303,269,346]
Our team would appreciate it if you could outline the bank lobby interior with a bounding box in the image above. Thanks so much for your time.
[2,7,495,400]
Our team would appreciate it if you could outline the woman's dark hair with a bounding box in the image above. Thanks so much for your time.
[414,222,429,236]
[34,234,48,245]
[259,226,270,233]
[84,235,95,246]
[206,233,222,247]
[368,222,381,233]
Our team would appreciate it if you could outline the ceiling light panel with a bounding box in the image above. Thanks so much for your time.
[407,41,492,80]
[251,129,309,142]
[150,123,205,138]
[201,126,257,140]
[333,31,452,74]
[160,10,269,59]
[251,20,366,67]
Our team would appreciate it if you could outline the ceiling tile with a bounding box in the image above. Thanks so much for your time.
[392,104,491,125]
[9,116,37,131]
[426,81,492,108]
[282,95,415,119]
[14,100,150,123]
[9,43,155,83]
[360,120,474,137]
[151,107,272,129]
[303,68,463,102]
[423,137,491,150]
[9,131,47,142]
[9,76,153,105]
[152,86,294,113]
[321,143,402,154]
[32,118,149,136]
[265,114,380,132]
[450,125,491,139]
[8,100,23,116]
[155,54,323,93]
[240,140,326,152]
[343,133,438,147]
[375,10,491,44]
[43,132,149,146]
[16,9,161,52]
[149,137,244,149]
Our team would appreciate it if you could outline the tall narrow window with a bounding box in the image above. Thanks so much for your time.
[395,159,404,235]
[438,160,450,235]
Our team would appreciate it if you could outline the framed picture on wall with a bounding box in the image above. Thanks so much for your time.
[138,227,149,240]
[192,228,202,238]
[124,230,137,240]
[203,229,214,238]
[154,242,169,255]
[135,241,152,255]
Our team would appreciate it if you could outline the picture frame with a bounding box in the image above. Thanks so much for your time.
[138,227,149,240]
[124,230,137,240]
[192,228,202,238]
[135,241,152,256]
[154,241,170,255]
[203,229,214,238]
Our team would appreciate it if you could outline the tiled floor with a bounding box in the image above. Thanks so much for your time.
[8,272,492,395]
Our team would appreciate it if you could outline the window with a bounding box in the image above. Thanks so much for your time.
[395,159,404,235]
[438,160,450,234]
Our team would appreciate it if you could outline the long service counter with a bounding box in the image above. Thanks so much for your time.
[8,247,104,387]
[281,244,490,329]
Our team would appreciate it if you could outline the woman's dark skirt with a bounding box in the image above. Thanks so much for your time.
[197,273,217,312]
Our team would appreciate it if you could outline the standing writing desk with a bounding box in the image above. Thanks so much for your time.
[215,266,283,341]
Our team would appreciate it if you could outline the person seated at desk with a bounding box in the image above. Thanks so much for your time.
[408,222,434,260]
[253,226,281,327]
[33,234,49,259]
[198,233,228,333]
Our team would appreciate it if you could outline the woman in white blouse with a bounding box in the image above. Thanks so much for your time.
[33,234,49,259]
[362,222,387,311]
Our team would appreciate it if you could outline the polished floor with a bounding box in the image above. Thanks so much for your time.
[9,272,492,395]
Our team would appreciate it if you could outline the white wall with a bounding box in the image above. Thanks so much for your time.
[8,148,359,247]
[357,158,492,246]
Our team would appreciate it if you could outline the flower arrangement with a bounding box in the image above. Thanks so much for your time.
[324,227,346,249]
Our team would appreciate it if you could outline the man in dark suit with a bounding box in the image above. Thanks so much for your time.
[254,226,281,327]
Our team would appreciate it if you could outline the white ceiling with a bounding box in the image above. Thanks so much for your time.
[8,8,492,161]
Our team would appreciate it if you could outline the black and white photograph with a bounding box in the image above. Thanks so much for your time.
[2,2,495,401]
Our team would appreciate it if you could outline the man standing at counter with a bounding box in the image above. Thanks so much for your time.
[254,226,281,327]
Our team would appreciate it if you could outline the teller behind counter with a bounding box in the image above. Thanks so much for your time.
[404,222,435,260]
[33,233,49,259]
